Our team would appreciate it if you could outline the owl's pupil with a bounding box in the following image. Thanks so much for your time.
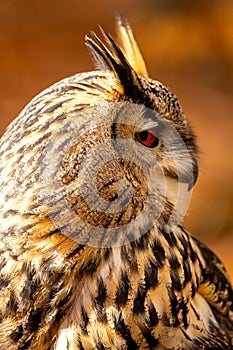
[138,130,148,141]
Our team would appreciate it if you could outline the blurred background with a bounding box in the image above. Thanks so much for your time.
[0,0,232,276]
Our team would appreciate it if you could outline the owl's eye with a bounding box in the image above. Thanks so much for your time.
[135,129,159,148]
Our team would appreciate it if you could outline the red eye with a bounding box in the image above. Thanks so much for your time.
[135,129,159,148]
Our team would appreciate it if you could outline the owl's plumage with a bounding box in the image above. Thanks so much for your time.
[0,16,232,350]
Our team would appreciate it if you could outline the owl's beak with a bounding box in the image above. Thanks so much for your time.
[177,155,198,191]
[187,157,199,191]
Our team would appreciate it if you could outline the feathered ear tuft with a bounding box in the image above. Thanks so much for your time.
[115,15,149,78]
[85,15,148,97]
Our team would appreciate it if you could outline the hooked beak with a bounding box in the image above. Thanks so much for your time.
[185,156,199,191]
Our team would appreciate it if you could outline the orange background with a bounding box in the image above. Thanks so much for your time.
[0,1,232,278]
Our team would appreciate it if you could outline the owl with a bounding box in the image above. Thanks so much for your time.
[0,15,232,350]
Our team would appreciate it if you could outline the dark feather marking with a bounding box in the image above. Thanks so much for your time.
[10,324,24,342]
[0,277,10,288]
[189,244,197,263]
[80,306,89,334]
[147,300,159,327]
[137,323,159,348]
[161,230,177,247]
[22,266,38,301]
[27,308,42,332]
[168,252,181,269]
[167,288,180,326]
[191,303,200,320]
[77,340,85,350]
[94,277,107,323]
[57,290,72,309]
[180,328,192,341]
[103,247,111,261]
[95,341,107,350]
[43,101,65,114]
[115,270,130,307]
[66,244,85,260]
[133,282,146,314]
[180,298,188,329]
[145,259,158,289]
[113,313,138,349]
[183,260,192,284]
[171,268,182,291]
[77,81,110,95]
[191,280,197,298]
[151,238,165,267]
[18,339,32,350]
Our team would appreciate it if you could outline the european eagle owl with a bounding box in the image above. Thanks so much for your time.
[0,16,232,350]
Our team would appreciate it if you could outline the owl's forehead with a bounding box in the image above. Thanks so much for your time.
[74,102,160,133]
[112,102,159,129]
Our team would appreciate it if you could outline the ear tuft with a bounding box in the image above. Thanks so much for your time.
[85,18,145,97]
[115,15,149,78]
[85,15,148,79]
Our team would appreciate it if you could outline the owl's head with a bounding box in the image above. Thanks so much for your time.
[0,16,198,250]
[38,16,198,248]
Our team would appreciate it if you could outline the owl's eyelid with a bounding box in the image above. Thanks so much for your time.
[134,119,159,134]
[134,125,158,135]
